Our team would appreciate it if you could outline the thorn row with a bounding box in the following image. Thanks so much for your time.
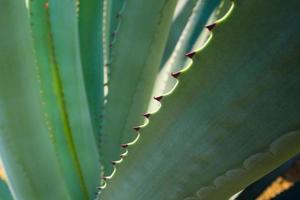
[99,0,235,192]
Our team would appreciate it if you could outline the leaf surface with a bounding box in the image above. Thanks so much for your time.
[101,0,179,174]
[100,0,300,199]
[0,1,71,199]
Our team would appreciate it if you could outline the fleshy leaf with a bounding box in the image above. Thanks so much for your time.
[47,0,101,197]
[160,0,220,69]
[99,0,300,199]
[149,0,220,112]
[79,0,104,153]
[0,1,71,199]
[29,0,101,199]
[101,0,179,174]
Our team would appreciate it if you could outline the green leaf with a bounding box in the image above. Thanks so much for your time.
[101,0,179,175]
[29,0,101,199]
[79,0,104,154]
[0,1,71,199]
[149,0,220,112]
[46,0,101,198]
[99,0,300,199]
[160,0,220,69]
[101,0,125,79]
[101,0,111,77]
[109,0,126,49]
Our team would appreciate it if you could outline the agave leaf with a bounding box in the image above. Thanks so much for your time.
[101,0,125,80]
[101,0,179,174]
[0,1,71,199]
[103,0,126,94]
[47,0,100,197]
[189,0,233,50]
[109,0,126,51]
[79,0,104,152]
[160,0,220,69]
[29,0,100,199]
[159,0,198,68]
[100,0,300,199]
[102,0,111,77]
[149,0,220,112]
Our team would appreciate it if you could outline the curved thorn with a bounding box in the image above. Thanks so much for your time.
[143,113,151,118]
[205,22,217,31]
[133,126,141,131]
[185,51,196,59]
[171,71,181,79]
[154,96,163,102]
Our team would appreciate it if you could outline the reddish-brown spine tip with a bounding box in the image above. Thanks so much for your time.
[102,176,107,180]
[143,113,151,118]
[111,161,116,165]
[185,51,196,59]
[171,71,181,79]
[121,144,128,148]
[133,126,140,131]
[205,23,217,31]
[154,96,163,102]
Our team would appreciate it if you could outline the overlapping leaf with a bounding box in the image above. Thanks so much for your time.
[100,0,300,199]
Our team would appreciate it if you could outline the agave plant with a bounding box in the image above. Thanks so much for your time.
[0,0,299,199]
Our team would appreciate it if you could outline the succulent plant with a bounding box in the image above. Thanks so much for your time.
[0,0,299,199]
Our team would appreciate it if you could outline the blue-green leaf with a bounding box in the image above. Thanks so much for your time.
[0,1,71,199]
[101,0,179,175]
[100,0,300,199]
